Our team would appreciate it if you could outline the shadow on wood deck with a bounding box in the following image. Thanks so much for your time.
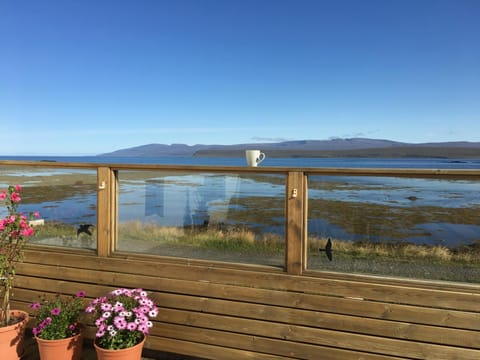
[23,332,205,360]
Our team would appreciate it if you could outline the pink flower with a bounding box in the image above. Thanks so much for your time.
[137,324,148,334]
[138,306,150,314]
[34,211,40,218]
[76,290,86,298]
[113,301,124,312]
[20,227,34,237]
[51,307,61,316]
[10,192,21,202]
[114,317,127,330]
[102,311,111,318]
[139,298,149,306]
[15,184,22,192]
[101,303,112,311]
[30,302,41,310]
[112,289,123,296]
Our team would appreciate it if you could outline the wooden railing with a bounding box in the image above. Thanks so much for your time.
[1,160,480,359]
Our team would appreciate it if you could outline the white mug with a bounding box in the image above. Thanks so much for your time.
[245,150,266,167]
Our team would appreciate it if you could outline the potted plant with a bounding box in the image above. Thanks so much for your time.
[85,288,158,360]
[30,291,87,360]
[0,184,40,359]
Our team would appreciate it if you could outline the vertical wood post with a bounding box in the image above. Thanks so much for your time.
[286,171,306,275]
[97,167,112,257]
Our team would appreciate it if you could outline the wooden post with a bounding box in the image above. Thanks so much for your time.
[97,167,112,257]
[286,171,306,275]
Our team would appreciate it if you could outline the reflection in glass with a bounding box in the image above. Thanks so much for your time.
[307,175,480,283]
[117,171,286,267]
[0,166,97,250]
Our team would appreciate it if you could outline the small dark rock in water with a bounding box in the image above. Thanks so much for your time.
[407,196,418,201]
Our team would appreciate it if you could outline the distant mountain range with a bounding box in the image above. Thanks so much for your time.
[100,138,480,158]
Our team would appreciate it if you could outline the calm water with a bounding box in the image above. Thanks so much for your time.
[1,156,479,248]
[2,155,480,169]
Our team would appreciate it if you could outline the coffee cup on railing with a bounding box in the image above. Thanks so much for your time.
[245,150,266,167]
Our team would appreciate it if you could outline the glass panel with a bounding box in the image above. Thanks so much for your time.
[0,166,97,250]
[307,175,480,283]
[117,171,286,267]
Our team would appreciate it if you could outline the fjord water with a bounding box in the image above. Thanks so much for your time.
[2,155,480,169]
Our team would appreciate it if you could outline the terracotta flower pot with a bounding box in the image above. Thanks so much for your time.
[94,336,146,360]
[35,324,84,360]
[0,310,29,360]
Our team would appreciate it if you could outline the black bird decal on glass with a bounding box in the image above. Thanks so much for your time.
[319,238,333,261]
[77,224,94,238]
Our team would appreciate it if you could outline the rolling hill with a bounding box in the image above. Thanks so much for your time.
[99,138,480,158]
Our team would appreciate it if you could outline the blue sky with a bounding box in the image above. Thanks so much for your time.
[1,0,479,155]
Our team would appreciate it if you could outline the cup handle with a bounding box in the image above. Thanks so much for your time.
[257,152,266,164]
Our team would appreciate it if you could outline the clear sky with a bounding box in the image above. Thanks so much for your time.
[1,0,479,155]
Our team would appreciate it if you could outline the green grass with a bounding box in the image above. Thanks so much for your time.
[31,220,480,271]
[309,236,480,266]
[118,221,285,254]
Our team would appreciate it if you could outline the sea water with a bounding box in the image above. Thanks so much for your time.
[2,155,480,169]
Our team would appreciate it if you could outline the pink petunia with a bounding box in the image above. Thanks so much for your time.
[15,184,22,192]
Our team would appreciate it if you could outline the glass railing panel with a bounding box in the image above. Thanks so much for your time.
[307,174,480,283]
[117,170,286,267]
[0,166,97,249]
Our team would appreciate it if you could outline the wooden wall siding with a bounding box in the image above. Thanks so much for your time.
[2,161,480,359]
[13,249,480,360]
